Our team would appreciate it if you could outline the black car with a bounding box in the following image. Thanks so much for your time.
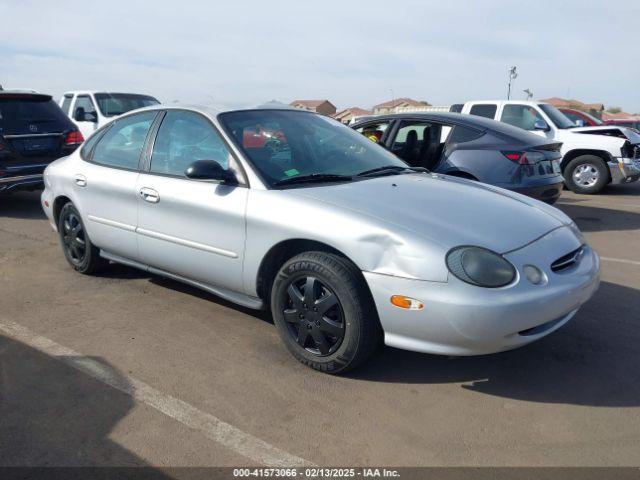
[352,112,564,204]
[0,91,83,194]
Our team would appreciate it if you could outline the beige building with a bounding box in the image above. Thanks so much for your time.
[372,98,426,115]
[333,107,372,124]
[289,99,337,116]
[541,97,605,119]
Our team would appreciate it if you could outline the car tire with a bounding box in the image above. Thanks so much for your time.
[58,202,107,274]
[271,251,382,374]
[563,155,609,194]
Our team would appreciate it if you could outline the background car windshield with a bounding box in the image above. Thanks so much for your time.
[95,93,160,117]
[219,110,407,186]
[538,104,576,129]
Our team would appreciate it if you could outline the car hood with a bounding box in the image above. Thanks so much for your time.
[570,125,640,143]
[291,173,570,254]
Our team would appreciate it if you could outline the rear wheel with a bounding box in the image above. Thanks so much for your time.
[58,202,107,274]
[564,155,609,194]
[271,252,382,374]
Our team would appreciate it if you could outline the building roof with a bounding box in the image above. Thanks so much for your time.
[333,107,372,118]
[372,97,425,109]
[602,111,640,121]
[289,99,333,108]
[541,97,604,111]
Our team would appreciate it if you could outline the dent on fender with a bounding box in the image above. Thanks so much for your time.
[356,232,447,282]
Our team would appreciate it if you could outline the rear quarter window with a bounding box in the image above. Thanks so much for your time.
[469,104,497,119]
[447,125,484,144]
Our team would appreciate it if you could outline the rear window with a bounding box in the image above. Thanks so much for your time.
[94,93,160,118]
[0,95,73,135]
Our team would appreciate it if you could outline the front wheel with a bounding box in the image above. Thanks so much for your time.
[58,202,107,274]
[271,252,382,374]
[563,155,609,194]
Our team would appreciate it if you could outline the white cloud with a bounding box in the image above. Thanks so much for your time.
[1,0,638,112]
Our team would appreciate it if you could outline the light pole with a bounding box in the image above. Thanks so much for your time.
[507,66,518,100]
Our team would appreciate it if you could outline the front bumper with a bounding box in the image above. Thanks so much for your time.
[364,226,600,356]
[609,158,640,184]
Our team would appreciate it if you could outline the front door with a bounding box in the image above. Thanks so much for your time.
[72,95,99,139]
[76,110,158,260]
[136,110,248,292]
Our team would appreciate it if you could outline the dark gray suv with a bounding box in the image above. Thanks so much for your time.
[352,112,564,204]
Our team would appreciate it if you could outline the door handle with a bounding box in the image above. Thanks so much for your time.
[139,187,160,203]
[74,174,87,187]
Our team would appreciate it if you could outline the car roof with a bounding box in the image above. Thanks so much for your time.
[63,91,156,95]
[351,111,555,146]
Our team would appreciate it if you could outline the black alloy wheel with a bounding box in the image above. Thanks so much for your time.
[61,210,87,266]
[57,202,107,274]
[271,251,382,373]
[283,275,345,356]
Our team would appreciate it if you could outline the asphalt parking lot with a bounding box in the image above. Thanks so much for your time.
[1,185,639,468]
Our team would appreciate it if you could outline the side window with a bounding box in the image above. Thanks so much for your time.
[391,121,448,167]
[150,111,234,177]
[469,104,497,119]
[61,95,73,115]
[500,104,544,131]
[355,121,390,144]
[74,95,97,121]
[91,112,156,169]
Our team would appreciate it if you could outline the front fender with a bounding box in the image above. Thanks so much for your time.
[242,190,449,296]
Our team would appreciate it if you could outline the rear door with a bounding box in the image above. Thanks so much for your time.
[76,110,158,260]
[136,110,248,292]
[0,94,77,179]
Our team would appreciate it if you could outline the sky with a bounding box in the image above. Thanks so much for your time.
[1,0,639,113]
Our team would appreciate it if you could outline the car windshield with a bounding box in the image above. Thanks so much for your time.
[94,93,160,117]
[538,104,576,129]
[218,109,409,187]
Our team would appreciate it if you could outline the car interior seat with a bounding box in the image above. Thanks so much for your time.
[399,129,420,165]
[421,125,443,170]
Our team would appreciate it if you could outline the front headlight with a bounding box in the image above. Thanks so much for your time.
[446,246,516,288]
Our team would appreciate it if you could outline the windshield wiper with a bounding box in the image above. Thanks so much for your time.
[356,166,428,177]
[273,173,353,187]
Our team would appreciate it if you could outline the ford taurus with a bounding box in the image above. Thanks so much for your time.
[41,106,600,373]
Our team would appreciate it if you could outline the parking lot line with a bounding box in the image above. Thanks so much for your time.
[0,318,311,468]
[600,256,640,267]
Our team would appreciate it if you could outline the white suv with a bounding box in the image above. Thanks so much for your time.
[457,100,640,194]
[59,91,160,139]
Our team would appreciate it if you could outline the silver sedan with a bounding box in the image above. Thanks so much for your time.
[41,105,600,373]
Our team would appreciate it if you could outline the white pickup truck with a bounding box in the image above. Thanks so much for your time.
[59,91,160,139]
[455,100,640,194]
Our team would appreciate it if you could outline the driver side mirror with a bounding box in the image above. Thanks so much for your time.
[74,107,97,123]
[534,120,550,132]
[185,160,237,185]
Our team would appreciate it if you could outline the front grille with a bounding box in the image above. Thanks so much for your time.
[551,246,584,273]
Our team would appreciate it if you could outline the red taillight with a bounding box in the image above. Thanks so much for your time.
[64,130,84,145]
[502,151,532,165]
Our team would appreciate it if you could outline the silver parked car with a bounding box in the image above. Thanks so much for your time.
[41,105,600,373]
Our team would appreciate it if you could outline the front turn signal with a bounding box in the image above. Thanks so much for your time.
[390,295,424,310]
